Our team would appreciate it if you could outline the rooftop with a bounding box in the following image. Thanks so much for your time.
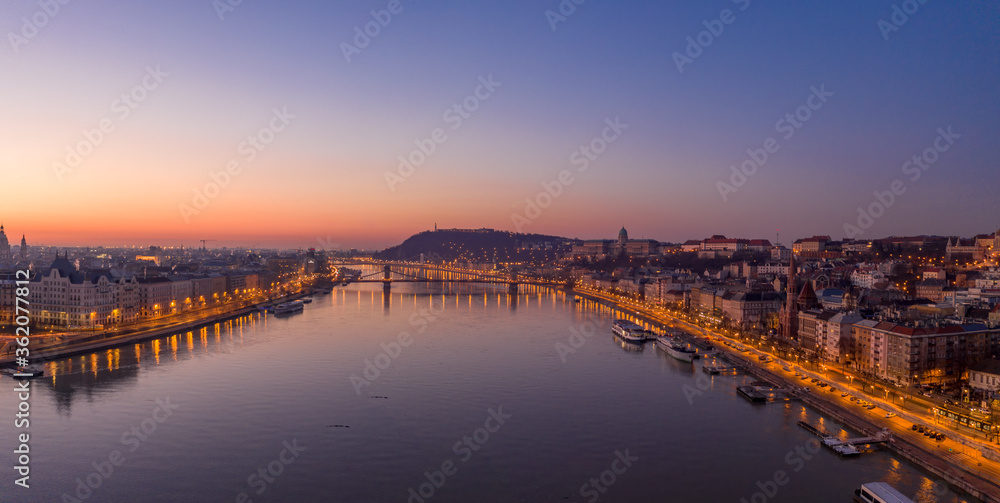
[969,358,1000,375]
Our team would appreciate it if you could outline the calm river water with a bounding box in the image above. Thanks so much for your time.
[0,282,975,502]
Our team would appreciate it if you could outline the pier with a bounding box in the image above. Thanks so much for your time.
[737,382,797,403]
[701,362,740,375]
[797,420,891,457]
[702,362,740,375]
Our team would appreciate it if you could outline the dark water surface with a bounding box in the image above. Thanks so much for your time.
[0,283,974,502]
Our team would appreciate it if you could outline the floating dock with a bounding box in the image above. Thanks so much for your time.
[797,421,890,457]
[702,362,740,375]
[738,382,797,403]
[737,385,767,403]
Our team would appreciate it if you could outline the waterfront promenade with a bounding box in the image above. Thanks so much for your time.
[0,290,309,366]
[572,286,1000,503]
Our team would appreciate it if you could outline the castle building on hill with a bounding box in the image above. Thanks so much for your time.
[571,227,660,259]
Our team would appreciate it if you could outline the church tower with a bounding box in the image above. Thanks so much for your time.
[19,234,27,260]
[780,253,798,340]
[0,224,10,260]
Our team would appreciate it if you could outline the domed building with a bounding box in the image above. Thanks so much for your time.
[570,227,660,259]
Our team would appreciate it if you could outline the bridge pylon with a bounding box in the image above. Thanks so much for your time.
[508,271,518,295]
[382,264,392,292]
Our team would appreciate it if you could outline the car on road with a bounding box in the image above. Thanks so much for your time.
[885,413,896,418]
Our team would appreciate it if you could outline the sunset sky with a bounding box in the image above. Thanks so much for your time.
[1,1,998,249]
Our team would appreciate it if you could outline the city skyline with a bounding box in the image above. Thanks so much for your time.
[3,2,999,248]
[5,3,1000,500]
[5,222,1000,253]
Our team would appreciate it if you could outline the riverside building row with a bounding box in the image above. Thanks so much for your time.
[0,252,309,329]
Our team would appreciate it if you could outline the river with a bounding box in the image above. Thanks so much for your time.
[0,281,975,502]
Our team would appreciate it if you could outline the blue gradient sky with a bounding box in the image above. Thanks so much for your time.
[1,1,998,249]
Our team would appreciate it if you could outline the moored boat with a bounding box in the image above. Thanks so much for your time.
[656,336,696,362]
[611,319,646,343]
[1,364,45,378]
[853,481,914,503]
[274,300,305,315]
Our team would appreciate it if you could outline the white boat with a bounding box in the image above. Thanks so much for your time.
[853,482,914,503]
[611,319,645,343]
[274,300,305,315]
[1,365,45,378]
[656,336,696,362]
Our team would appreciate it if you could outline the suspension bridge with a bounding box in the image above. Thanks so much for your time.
[330,262,569,294]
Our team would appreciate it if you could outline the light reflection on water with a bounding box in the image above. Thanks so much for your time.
[0,282,976,503]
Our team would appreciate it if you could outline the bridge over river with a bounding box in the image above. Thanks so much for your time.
[329,262,569,294]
